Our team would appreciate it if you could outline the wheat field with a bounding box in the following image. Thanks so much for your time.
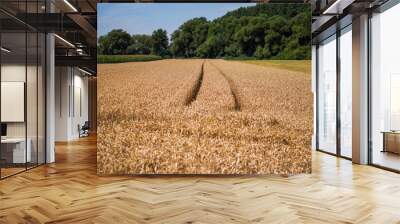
[97,59,312,175]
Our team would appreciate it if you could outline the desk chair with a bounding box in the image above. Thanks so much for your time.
[79,121,90,138]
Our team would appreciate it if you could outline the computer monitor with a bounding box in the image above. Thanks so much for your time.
[1,123,7,137]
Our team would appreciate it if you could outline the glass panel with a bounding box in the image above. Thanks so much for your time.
[371,4,400,171]
[38,32,45,165]
[1,31,27,177]
[340,26,352,158]
[26,0,39,169]
[0,0,46,178]
[27,31,38,169]
[0,26,1,179]
[0,1,30,32]
[318,35,337,154]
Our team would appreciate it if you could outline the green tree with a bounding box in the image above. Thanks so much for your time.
[196,36,225,58]
[254,46,271,59]
[98,4,311,60]
[233,16,269,56]
[151,29,169,57]
[97,36,106,55]
[128,34,153,54]
[171,17,210,57]
[127,42,146,54]
[98,29,131,55]
[224,43,242,57]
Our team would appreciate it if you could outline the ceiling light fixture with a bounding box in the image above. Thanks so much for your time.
[76,49,85,55]
[63,0,78,12]
[78,67,93,76]
[54,34,75,48]
[1,47,11,53]
[323,0,355,15]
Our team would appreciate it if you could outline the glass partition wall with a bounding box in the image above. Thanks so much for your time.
[317,35,337,154]
[339,26,352,158]
[0,3,46,179]
[316,25,352,159]
[370,3,400,171]
[314,0,400,171]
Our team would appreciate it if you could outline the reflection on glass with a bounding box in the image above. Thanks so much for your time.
[27,31,38,169]
[390,75,400,130]
[340,26,352,158]
[318,35,337,154]
[371,3,400,171]
[38,33,46,165]
[0,0,47,179]
[1,32,27,177]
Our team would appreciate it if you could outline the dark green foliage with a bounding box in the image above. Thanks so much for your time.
[223,56,257,60]
[98,29,131,55]
[171,17,210,57]
[97,55,162,64]
[128,34,153,54]
[222,3,309,19]
[151,29,169,57]
[97,4,311,60]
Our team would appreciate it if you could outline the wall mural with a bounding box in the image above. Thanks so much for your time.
[97,3,312,174]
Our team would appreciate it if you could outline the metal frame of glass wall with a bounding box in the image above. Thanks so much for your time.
[315,23,353,160]
[0,0,47,180]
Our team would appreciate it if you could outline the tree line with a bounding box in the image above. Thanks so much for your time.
[98,4,311,60]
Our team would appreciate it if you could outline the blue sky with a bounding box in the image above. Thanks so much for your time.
[97,3,255,38]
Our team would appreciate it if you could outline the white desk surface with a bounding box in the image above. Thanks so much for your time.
[1,138,32,163]
[1,138,27,144]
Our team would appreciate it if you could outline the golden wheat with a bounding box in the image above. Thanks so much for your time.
[97,59,312,175]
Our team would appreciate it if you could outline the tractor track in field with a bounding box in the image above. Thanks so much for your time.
[185,61,204,106]
[210,62,241,111]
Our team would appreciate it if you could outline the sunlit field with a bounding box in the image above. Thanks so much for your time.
[239,60,311,74]
[97,59,312,175]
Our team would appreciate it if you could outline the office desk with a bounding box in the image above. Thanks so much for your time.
[382,131,400,154]
[1,138,31,164]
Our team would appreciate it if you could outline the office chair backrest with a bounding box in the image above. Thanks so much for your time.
[82,121,90,129]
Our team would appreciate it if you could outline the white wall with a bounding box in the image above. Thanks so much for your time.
[1,65,27,142]
[72,72,89,138]
[55,66,89,141]
[1,65,36,138]
[1,64,25,81]
[55,66,70,141]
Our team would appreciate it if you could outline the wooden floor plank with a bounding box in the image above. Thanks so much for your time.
[0,135,400,223]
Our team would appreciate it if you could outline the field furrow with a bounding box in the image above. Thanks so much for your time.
[188,61,235,113]
[185,61,204,106]
[212,59,312,129]
[98,59,203,117]
[169,60,204,107]
[209,61,242,111]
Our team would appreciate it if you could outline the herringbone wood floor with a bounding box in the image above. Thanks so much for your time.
[1,135,400,223]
